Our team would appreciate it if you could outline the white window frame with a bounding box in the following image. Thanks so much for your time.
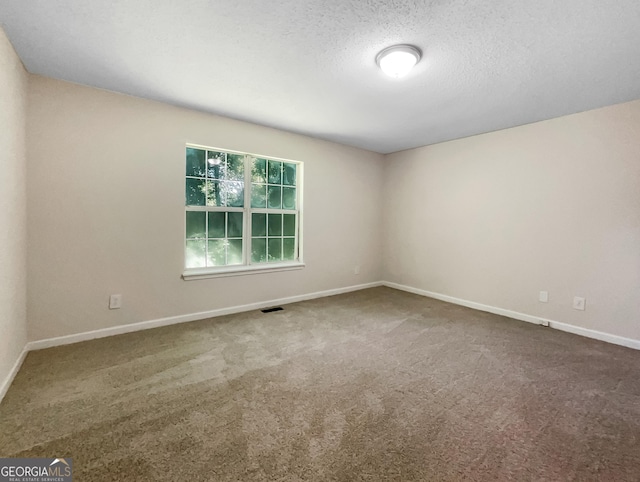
[182,144,304,280]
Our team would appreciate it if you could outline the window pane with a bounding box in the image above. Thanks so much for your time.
[186,240,206,268]
[225,182,244,207]
[227,212,243,238]
[208,212,225,238]
[283,163,296,186]
[206,181,224,206]
[186,148,301,271]
[228,239,243,265]
[283,238,295,261]
[252,213,266,236]
[186,211,206,239]
[268,185,282,209]
[268,214,282,236]
[207,240,226,266]
[186,178,206,206]
[282,187,296,210]
[206,151,225,179]
[283,214,296,236]
[251,237,267,263]
[268,160,282,184]
[252,158,267,183]
[226,154,245,181]
[268,238,282,262]
[251,183,266,208]
[186,148,206,177]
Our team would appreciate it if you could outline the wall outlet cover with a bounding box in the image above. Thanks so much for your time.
[109,294,122,310]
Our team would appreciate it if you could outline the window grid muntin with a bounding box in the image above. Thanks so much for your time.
[186,149,246,267]
[186,146,300,270]
[250,211,298,264]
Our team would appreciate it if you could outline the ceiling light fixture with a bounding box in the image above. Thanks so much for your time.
[376,44,421,78]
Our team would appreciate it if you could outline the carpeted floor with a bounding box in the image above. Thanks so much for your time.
[1,287,640,481]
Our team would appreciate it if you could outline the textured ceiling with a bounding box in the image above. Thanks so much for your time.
[1,0,640,153]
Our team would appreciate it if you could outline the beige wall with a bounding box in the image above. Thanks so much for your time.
[0,29,28,387]
[27,76,384,341]
[18,67,640,346]
[383,100,640,341]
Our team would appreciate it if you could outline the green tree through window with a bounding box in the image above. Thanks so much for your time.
[185,146,301,271]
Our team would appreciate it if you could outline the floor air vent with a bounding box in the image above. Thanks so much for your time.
[261,306,284,313]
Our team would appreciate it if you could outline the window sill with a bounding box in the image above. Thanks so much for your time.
[182,261,305,280]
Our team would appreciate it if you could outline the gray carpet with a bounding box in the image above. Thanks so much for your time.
[1,287,640,481]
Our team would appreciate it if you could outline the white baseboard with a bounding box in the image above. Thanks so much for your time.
[27,281,383,351]
[0,348,28,404]
[383,281,552,326]
[383,281,640,351]
[548,320,640,350]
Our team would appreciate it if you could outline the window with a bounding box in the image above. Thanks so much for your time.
[184,145,302,279]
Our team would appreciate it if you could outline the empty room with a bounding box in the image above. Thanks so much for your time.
[1,1,640,480]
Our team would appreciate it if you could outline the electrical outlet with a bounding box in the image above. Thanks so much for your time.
[573,296,586,311]
[354,265,360,275]
[109,294,122,310]
[539,291,548,303]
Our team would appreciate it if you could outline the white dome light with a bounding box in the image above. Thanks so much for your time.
[376,45,421,78]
